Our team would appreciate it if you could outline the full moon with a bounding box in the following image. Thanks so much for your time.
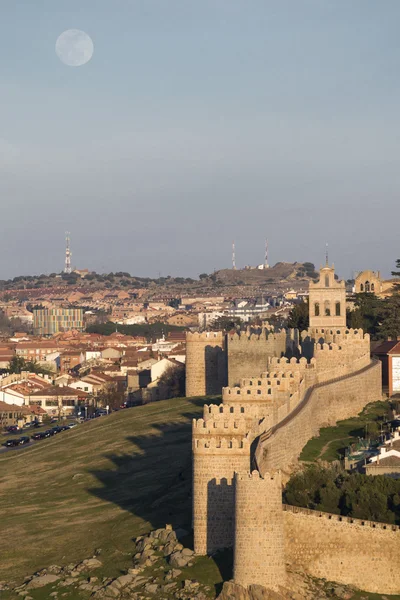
[55,29,94,67]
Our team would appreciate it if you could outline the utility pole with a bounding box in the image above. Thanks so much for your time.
[232,241,236,270]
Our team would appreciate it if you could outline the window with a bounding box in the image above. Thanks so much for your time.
[324,301,331,316]
[360,284,364,292]
[335,302,341,316]
[365,281,370,292]
[314,302,320,316]
[371,283,375,291]
[325,275,330,287]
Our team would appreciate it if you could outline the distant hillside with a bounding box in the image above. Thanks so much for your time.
[214,262,318,285]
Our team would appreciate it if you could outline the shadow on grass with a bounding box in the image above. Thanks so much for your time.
[88,395,228,593]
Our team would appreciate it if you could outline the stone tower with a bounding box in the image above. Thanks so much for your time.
[185,332,227,397]
[233,470,286,590]
[309,264,346,329]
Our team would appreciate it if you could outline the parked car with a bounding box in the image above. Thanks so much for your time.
[67,422,77,428]
[31,432,47,440]
[60,425,70,431]
[51,426,63,434]
[3,438,20,447]
[18,436,30,445]
[6,425,19,433]
[43,429,54,437]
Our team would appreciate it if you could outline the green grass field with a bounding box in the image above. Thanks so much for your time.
[0,396,226,592]
[299,401,391,462]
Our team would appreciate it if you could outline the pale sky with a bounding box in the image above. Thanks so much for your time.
[1,0,399,280]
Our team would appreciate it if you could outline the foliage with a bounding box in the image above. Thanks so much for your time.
[199,273,209,280]
[159,364,186,398]
[86,321,185,342]
[8,356,53,375]
[208,316,242,331]
[300,401,392,463]
[378,294,400,340]
[346,292,383,338]
[284,464,400,524]
[287,300,309,331]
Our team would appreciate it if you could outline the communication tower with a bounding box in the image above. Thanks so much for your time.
[64,232,72,274]
[232,241,236,270]
[264,238,270,269]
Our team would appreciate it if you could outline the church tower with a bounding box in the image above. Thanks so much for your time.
[309,263,346,329]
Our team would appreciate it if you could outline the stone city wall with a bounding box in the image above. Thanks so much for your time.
[185,331,226,397]
[284,504,400,595]
[256,359,382,476]
[227,329,288,387]
[234,471,286,591]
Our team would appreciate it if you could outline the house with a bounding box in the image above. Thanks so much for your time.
[365,430,400,478]
[59,350,85,373]
[101,347,123,361]
[0,401,32,429]
[150,357,184,383]
[29,386,90,416]
[373,340,400,396]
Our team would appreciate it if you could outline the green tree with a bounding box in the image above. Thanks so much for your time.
[287,301,309,331]
[8,355,26,374]
[159,364,185,398]
[346,293,383,338]
[378,295,400,340]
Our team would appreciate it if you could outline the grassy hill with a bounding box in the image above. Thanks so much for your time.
[0,397,223,588]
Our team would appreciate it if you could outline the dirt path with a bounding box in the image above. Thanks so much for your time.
[317,437,344,460]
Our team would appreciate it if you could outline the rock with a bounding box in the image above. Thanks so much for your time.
[114,574,135,587]
[49,593,58,597]
[332,587,354,600]
[181,548,194,557]
[144,582,159,594]
[165,568,182,581]
[163,541,177,556]
[164,582,178,591]
[80,558,102,570]
[169,551,192,568]
[48,566,62,575]
[26,574,60,590]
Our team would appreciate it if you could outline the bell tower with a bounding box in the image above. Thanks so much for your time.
[309,263,346,329]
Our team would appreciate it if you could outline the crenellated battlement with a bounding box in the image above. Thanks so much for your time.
[192,417,248,435]
[235,469,281,483]
[192,436,250,453]
[202,403,260,420]
[186,331,225,342]
[227,328,287,344]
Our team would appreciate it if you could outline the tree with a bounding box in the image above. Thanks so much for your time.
[391,259,400,292]
[346,293,383,338]
[199,273,209,280]
[378,295,400,340]
[159,364,185,398]
[209,316,242,331]
[8,355,26,374]
[8,356,53,375]
[287,301,309,331]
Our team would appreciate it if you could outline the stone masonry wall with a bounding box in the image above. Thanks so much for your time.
[234,471,286,591]
[284,505,400,595]
[227,330,287,387]
[192,436,250,554]
[186,332,226,397]
[256,360,382,476]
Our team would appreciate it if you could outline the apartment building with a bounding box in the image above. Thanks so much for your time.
[33,307,84,336]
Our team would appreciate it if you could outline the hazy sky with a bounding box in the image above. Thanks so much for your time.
[1,1,400,280]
